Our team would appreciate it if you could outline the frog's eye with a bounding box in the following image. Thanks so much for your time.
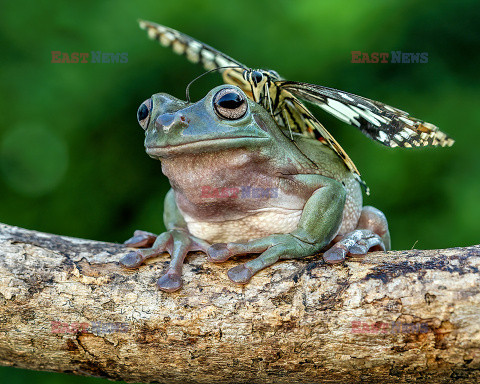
[137,99,152,130]
[213,88,247,120]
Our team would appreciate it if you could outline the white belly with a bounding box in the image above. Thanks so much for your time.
[184,208,303,243]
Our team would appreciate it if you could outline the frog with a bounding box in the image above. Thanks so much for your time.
[120,84,390,292]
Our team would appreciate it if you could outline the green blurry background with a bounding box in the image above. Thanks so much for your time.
[0,0,479,382]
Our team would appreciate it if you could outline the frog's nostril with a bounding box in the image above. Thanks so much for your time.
[155,113,188,133]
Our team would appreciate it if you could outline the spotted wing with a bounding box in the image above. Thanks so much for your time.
[277,81,454,148]
[138,20,252,93]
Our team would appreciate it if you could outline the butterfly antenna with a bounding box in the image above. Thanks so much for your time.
[185,65,245,102]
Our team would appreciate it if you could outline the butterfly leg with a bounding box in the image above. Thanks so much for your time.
[323,206,390,264]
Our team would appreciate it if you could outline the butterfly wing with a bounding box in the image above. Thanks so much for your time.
[278,81,454,148]
[287,97,362,178]
[139,20,253,94]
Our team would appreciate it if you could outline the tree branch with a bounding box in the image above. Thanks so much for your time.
[0,223,479,383]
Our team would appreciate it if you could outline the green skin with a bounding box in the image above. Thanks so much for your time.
[122,85,390,292]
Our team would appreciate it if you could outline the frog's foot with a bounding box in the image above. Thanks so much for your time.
[323,229,385,264]
[207,234,316,284]
[123,230,157,248]
[323,206,390,264]
[121,229,210,292]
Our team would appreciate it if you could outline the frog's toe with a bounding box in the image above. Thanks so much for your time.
[121,241,165,269]
[357,206,391,251]
[124,230,157,248]
[207,243,232,262]
[207,238,274,264]
[348,236,385,255]
[324,229,385,262]
[348,240,369,255]
[120,251,145,269]
[323,246,347,264]
[227,264,254,284]
[157,273,183,292]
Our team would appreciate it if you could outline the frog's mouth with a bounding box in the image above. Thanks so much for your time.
[146,137,269,158]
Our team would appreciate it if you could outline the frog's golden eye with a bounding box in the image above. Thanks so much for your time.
[137,99,152,130]
[213,88,247,120]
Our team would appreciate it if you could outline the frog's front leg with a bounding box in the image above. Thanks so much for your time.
[207,174,346,284]
[323,206,390,264]
[120,189,210,292]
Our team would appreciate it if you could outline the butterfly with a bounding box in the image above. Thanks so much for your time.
[138,20,454,190]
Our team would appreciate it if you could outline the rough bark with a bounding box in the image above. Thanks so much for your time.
[0,223,479,384]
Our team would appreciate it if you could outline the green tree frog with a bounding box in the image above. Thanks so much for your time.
[121,85,390,292]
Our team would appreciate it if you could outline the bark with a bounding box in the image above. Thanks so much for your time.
[0,223,479,384]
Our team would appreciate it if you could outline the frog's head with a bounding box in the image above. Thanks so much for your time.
[136,85,280,159]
